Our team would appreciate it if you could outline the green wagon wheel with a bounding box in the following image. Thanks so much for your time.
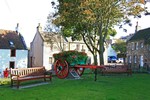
[75,67,85,76]
[54,60,69,79]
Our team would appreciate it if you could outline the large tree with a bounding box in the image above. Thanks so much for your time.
[48,0,146,65]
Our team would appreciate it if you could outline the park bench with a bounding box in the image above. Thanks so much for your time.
[10,67,52,89]
[101,65,132,76]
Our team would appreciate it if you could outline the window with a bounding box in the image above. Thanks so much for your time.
[134,43,136,50]
[10,49,16,57]
[128,56,131,63]
[136,42,138,50]
[140,55,144,67]
[75,44,80,51]
[134,55,137,63]
[49,57,52,64]
[140,42,143,48]
[9,61,15,69]
[81,45,85,52]
[132,42,134,50]
[9,41,14,45]
[9,41,15,48]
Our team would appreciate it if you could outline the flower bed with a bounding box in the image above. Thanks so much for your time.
[53,50,88,66]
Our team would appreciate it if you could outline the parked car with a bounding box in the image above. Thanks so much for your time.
[116,58,124,63]
[108,56,117,63]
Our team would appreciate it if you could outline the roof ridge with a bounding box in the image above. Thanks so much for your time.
[0,29,16,34]
[128,27,150,42]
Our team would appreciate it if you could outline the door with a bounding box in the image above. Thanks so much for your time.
[9,61,15,69]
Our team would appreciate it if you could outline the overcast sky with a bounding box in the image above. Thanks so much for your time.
[0,0,150,47]
[0,0,53,47]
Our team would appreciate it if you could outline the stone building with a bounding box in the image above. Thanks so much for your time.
[126,27,150,72]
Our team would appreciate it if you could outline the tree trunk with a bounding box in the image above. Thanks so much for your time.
[99,43,104,65]
[99,33,104,65]
[123,57,126,65]
[93,54,98,65]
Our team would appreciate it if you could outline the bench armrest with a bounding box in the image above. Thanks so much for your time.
[11,74,19,76]
[11,74,20,79]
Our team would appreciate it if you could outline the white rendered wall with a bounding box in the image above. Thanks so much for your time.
[0,49,28,77]
[43,44,52,70]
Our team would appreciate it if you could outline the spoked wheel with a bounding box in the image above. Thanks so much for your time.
[75,67,85,76]
[54,60,69,79]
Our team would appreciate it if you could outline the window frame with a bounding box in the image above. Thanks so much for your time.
[10,49,16,57]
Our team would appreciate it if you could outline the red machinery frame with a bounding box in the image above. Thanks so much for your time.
[74,65,105,81]
[54,59,104,81]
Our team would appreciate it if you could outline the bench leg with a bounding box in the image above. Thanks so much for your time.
[50,77,52,81]
[44,78,46,82]
[17,81,20,89]
[11,80,13,87]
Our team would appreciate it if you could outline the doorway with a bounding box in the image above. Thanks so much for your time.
[9,61,15,69]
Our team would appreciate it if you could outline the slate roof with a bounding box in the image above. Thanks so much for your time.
[0,29,27,49]
[40,32,67,43]
[128,28,150,44]
[40,32,53,42]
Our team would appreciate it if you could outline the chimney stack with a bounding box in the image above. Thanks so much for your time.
[15,23,19,34]
[135,21,141,33]
[135,21,138,33]
[37,23,42,32]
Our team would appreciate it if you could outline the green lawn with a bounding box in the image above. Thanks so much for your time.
[0,73,150,100]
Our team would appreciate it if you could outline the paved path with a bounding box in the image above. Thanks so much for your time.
[12,82,50,89]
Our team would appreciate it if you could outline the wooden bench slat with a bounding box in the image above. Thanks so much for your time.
[10,67,52,89]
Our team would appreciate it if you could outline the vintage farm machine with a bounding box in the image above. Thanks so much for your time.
[53,51,104,81]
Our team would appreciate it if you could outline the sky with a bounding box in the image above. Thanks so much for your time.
[0,0,53,47]
[0,0,150,47]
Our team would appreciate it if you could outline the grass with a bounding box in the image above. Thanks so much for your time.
[0,73,150,100]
